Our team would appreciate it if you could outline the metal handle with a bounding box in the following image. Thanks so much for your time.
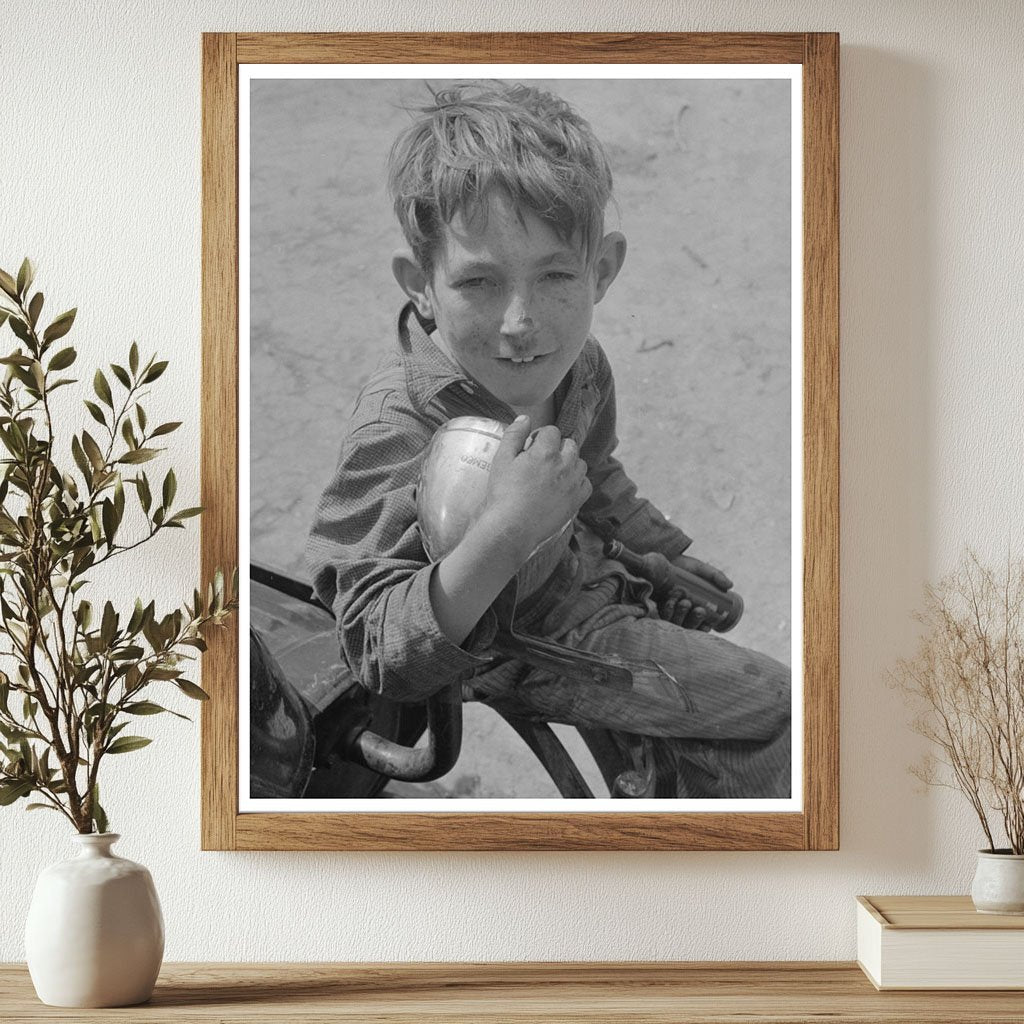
[342,682,463,783]
[250,562,464,784]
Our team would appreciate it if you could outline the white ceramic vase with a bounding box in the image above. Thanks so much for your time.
[25,833,164,1007]
[970,849,1024,915]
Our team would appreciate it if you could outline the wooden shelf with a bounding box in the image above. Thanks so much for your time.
[3,962,1024,1022]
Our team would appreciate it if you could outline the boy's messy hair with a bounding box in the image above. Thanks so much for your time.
[387,81,614,274]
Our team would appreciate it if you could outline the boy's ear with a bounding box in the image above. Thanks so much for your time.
[392,250,435,319]
[592,232,627,305]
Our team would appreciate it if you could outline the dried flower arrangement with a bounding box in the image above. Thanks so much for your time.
[894,552,1023,854]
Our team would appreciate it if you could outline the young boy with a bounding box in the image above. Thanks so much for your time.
[307,82,790,798]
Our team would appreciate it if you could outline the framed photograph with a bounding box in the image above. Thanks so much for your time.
[201,32,838,851]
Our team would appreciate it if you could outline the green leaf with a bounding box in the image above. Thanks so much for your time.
[124,700,164,715]
[91,784,108,834]
[124,700,188,720]
[0,779,33,805]
[0,722,29,742]
[136,404,147,432]
[93,369,113,409]
[76,599,93,630]
[26,802,61,813]
[0,427,20,459]
[0,352,32,367]
[81,431,104,472]
[150,421,181,438]
[42,308,76,344]
[71,435,92,483]
[121,418,137,450]
[101,498,117,547]
[136,472,152,513]
[88,507,102,544]
[168,507,203,524]
[113,475,125,521]
[105,735,152,755]
[16,258,34,299]
[27,292,43,329]
[84,400,106,427]
[0,268,18,300]
[8,619,29,649]
[176,679,210,701]
[8,316,31,344]
[121,665,141,692]
[141,609,161,652]
[142,360,168,383]
[47,346,76,371]
[100,601,117,647]
[110,363,131,389]
[118,448,158,465]
[147,667,181,680]
[107,721,129,741]
[110,644,144,661]
[126,598,145,635]
[129,341,139,376]
[162,468,176,509]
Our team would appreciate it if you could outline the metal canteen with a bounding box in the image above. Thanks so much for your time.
[416,416,506,561]
[416,416,633,692]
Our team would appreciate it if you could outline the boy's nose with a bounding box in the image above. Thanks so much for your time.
[499,292,535,339]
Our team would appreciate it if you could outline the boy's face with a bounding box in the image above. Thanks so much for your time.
[396,190,625,415]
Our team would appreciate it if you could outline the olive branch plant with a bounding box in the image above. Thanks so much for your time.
[894,551,1024,854]
[0,259,236,834]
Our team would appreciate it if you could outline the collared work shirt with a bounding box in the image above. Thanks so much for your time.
[306,303,692,703]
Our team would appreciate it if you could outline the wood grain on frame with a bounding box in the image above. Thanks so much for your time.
[201,32,840,851]
[235,32,807,65]
[801,32,840,851]
[200,32,239,851]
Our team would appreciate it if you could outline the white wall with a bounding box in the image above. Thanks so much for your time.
[2,0,1022,962]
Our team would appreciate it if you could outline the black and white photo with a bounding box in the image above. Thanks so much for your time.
[242,68,800,811]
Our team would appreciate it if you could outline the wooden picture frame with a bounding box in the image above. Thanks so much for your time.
[201,32,839,851]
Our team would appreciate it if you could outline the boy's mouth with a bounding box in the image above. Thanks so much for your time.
[499,352,552,365]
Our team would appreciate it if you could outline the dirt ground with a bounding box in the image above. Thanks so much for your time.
[249,76,793,798]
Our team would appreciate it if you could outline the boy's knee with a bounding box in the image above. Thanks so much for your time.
[742,652,790,736]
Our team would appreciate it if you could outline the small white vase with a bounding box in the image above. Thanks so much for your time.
[971,849,1024,915]
[25,833,164,1007]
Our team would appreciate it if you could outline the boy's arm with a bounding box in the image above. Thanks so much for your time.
[306,412,498,703]
[307,412,591,702]
[429,416,592,645]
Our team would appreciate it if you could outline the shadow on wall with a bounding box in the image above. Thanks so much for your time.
[839,48,937,868]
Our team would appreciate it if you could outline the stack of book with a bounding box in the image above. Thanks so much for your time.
[857,895,1024,990]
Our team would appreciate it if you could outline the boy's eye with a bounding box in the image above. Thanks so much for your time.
[543,271,577,282]
[456,277,494,290]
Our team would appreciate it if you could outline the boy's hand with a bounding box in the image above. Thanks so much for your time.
[476,415,591,564]
[429,416,589,648]
[659,554,734,630]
